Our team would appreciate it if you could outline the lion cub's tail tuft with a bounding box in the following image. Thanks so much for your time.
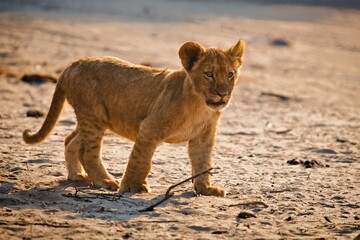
[23,85,66,145]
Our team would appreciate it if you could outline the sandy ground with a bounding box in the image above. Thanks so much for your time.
[0,1,360,239]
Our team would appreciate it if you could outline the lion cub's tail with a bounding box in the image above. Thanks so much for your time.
[23,84,66,145]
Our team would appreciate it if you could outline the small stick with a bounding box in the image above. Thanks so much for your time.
[324,216,332,223]
[84,191,125,201]
[133,220,179,224]
[138,167,215,212]
[25,162,29,171]
[272,129,293,134]
[261,92,291,101]
[66,188,124,201]
[228,201,268,208]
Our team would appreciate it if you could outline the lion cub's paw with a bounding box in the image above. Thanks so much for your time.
[119,180,150,194]
[93,178,120,191]
[68,173,90,182]
[195,185,226,197]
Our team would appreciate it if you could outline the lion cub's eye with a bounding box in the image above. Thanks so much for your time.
[204,71,214,78]
[228,72,234,79]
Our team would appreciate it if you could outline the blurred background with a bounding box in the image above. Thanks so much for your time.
[1,0,359,106]
[1,0,360,21]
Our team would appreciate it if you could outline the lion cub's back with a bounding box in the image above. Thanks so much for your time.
[61,56,166,100]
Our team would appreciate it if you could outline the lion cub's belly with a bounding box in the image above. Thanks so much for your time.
[110,123,139,142]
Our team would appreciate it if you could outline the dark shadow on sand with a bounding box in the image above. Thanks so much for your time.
[0,179,198,222]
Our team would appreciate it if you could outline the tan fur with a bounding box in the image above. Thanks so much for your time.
[23,40,245,196]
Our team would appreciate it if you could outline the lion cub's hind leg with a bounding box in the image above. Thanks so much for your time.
[65,129,89,182]
[77,123,120,191]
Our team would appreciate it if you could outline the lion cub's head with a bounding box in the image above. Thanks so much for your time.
[179,40,245,111]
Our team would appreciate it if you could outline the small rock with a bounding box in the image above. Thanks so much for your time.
[287,159,302,165]
[237,211,256,219]
[212,230,228,235]
[287,159,322,168]
[285,216,293,221]
[123,233,132,239]
[303,160,317,168]
[26,109,44,118]
[314,149,337,154]
[21,73,57,85]
[336,138,356,145]
[271,38,291,47]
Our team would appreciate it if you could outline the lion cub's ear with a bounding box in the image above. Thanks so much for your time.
[227,40,245,66]
[179,41,206,72]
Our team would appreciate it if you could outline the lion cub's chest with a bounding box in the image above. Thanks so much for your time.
[164,112,213,144]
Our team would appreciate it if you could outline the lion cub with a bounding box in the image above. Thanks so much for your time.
[23,40,245,196]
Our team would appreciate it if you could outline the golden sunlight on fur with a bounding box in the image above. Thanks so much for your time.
[23,40,245,197]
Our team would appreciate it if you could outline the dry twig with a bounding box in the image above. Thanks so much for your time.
[269,129,293,134]
[260,92,291,101]
[229,201,268,208]
[138,167,215,212]
[63,187,124,202]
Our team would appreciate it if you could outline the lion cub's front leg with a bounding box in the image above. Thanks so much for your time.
[120,135,158,193]
[188,127,226,197]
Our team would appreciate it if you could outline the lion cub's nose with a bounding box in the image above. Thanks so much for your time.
[216,84,228,98]
[216,89,228,98]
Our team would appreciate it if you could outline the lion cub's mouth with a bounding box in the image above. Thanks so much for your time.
[206,100,228,110]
